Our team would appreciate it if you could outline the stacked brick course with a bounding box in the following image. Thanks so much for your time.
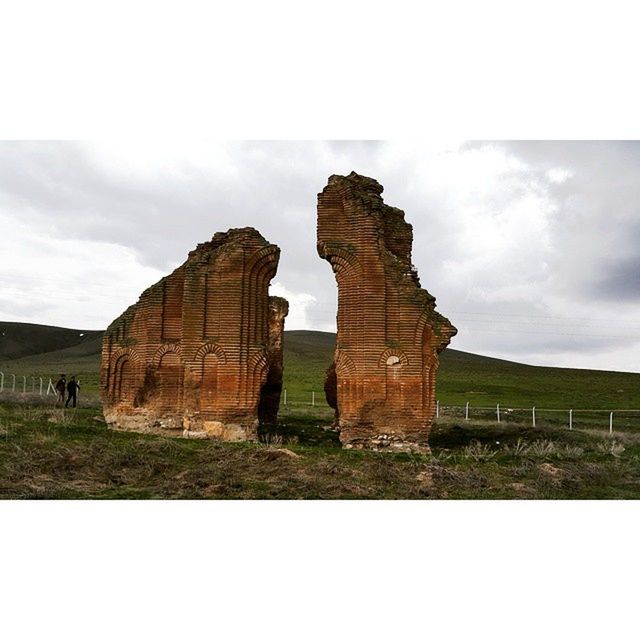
[317,172,456,451]
[100,227,287,441]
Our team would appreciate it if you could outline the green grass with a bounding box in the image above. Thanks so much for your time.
[0,321,102,393]
[438,349,640,410]
[282,331,640,420]
[1,322,639,499]
[2,324,639,414]
[1,401,639,499]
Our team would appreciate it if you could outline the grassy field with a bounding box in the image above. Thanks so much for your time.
[1,321,639,499]
[1,400,639,499]
[2,322,639,413]
[0,322,103,393]
[283,330,640,409]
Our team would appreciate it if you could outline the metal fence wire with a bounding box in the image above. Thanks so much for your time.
[278,392,640,433]
[2,374,639,433]
[0,373,66,397]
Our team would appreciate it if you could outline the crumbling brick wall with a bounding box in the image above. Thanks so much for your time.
[258,296,289,425]
[317,172,456,450]
[100,227,288,441]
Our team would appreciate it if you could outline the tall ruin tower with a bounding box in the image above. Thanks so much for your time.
[317,172,456,450]
[100,227,287,441]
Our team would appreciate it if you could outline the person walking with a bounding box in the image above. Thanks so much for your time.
[65,376,80,408]
[55,374,66,404]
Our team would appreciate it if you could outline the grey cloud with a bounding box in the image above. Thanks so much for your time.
[2,140,640,372]
[493,141,640,303]
[0,295,56,319]
[593,254,640,302]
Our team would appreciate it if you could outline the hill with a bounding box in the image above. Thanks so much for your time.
[2,324,639,500]
[1,323,638,411]
[0,322,102,361]
[283,330,640,411]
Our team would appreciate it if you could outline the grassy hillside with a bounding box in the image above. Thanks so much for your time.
[0,322,102,361]
[1,324,639,414]
[1,324,640,499]
[283,330,640,412]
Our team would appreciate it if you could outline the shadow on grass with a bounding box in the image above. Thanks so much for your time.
[259,411,340,448]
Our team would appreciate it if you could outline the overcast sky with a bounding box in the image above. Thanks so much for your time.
[1,140,638,372]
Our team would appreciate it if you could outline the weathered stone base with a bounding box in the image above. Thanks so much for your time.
[341,433,431,454]
[183,418,257,442]
[104,409,258,442]
[337,418,432,453]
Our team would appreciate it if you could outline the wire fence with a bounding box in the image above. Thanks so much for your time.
[0,372,54,395]
[278,390,640,434]
[2,374,638,433]
[433,401,640,434]
[0,372,84,397]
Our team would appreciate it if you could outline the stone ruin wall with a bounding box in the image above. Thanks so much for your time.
[317,172,457,451]
[100,227,288,441]
[258,295,289,425]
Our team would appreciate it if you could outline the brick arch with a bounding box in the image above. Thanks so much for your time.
[248,351,269,378]
[110,346,141,364]
[194,342,227,364]
[246,246,280,344]
[155,347,182,410]
[335,349,356,376]
[414,310,433,345]
[247,350,269,405]
[246,245,280,277]
[326,247,360,281]
[152,343,182,367]
[378,348,409,368]
[198,345,225,412]
[111,350,140,403]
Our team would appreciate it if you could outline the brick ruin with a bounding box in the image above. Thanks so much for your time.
[100,175,455,451]
[317,172,457,451]
[100,227,288,441]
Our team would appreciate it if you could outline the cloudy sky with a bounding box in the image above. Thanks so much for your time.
[1,140,639,372]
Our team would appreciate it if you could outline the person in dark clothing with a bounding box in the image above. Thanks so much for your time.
[65,376,80,408]
[55,374,66,404]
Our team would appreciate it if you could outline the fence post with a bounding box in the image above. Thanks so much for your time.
[22,376,26,394]
[11,374,15,392]
[465,402,469,421]
[283,389,287,406]
[569,409,573,430]
[311,391,315,406]
[0,371,3,392]
[436,400,439,419]
[532,406,536,428]
[39,377,43,396]
[496,403,500,423]
[609,412,613,435]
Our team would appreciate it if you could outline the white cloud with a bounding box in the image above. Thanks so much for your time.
[547,167,573,184]
[1,140,639,372]
[0,209,164,329]
[270,282,318,331]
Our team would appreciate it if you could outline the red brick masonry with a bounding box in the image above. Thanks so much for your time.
[317,173,457,451]
[100,228,288,441]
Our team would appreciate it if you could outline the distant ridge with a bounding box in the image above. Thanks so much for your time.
[282,329,530,369]
[0,322,524,369]
[0,321,103,361]
[1,322,638,409]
